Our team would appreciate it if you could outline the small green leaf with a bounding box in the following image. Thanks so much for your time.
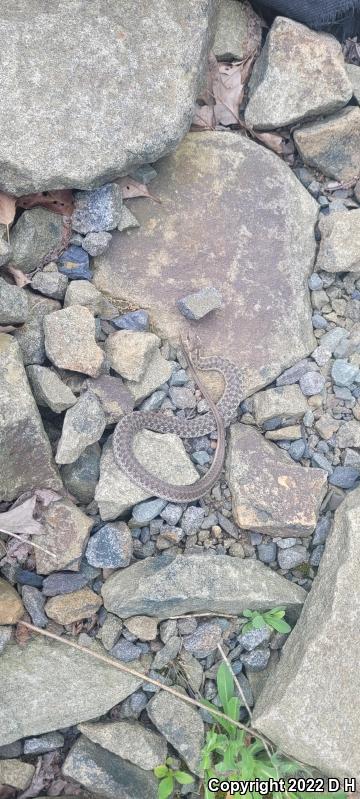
[174,771,194,785]
[242,609,254,618]
[154,764,168,779]
[252,614,266,629]
[216,662,234,709]
[269,617,291,633]
[158,775,173,799]
[224,695,241,722]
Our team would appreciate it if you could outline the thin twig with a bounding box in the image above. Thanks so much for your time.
[18,621,272,745]
[168,612,237,620]
[0,528,56,558]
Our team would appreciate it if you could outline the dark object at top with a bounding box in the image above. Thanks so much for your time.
[252,0,360,38]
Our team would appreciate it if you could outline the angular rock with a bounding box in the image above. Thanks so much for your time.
[226,424,327,536]
[0,637,141,746]
[13,293,60,365]
[245,18,351,130]
[101,553,306,619]
[78,720,166,770]
[177,286,222,320]
[58,245,91,280]
[10,209,64,272]
[253,486,360,780]
[252,385,308,425]
[86,522,133,569]
[117,207,140,232]
[0,1,217,194]
[277,545,309,570]
[44,305,106,377]
[86,374,134,425]
[55,391,106,464]
[60,443,101,504]
[125,616,158,641]
[183,621,222,658]
[294,107,360,181]
[42,571,89,597]
[23,732,64,755]
[316,209,360,273]
[22,585,47,628]
[82,231,112,256]
[64,280,117,316]
[31,270,68,300]
[45,587,102,624]
[63,735,157,799]
[0,578,24,625]
[72,185,122,233]
[0,278,29,324]
[112,309,149,331]
[299,371,325,396]
[0,759,34,789]
[336,420,360,448]
[213,0,261,59]
[99,613,123,650]
[35,498,93,575]
[126,347,172,404]
[0,335,61,501]
[147,691,203,774]
[95,432,198,520]
[94,132,317,398]
[105,330,160,381]
[265,425,302,441]
[27,365,77,413]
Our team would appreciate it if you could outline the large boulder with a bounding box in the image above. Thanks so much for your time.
[253,486,360,780]
[0,0,217,194]
[245,17,352,130]
[0,637,141,746]
[0,335,62,501]
[94,132,317,398]
[101,553,306,619]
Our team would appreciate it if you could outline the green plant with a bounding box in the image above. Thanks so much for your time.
[199,663,346,799]
[242,607,291,634]
[154,756,194,798]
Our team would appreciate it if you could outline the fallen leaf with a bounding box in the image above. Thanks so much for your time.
[0,496,43,537]
[33,488,63,506]
[193,50,256,129]
[116,176,161,203]
[5,264,31,287]
[0,191,16,243]
[191,103,215,130]
[253,130,285,154]
[17,189,74,216]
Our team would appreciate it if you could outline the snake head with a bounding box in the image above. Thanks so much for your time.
[181,331,202,362]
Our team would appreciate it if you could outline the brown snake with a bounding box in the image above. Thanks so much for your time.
[112,339,242,502]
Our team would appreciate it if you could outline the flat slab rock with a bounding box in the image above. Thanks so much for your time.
[226,424,327,536]
[0,0,217,194]
[0,334,62,501]
[101,553,306,620]
[94,132,317,398]
[294,107,360,182]
[0,638,141,747]
[253,485,360,780]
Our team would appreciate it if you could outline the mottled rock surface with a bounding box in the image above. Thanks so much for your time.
[0,578,24,625]
[0,0,217,194]
[148,691,203,774]
[0,638,141,746]
[316,210,360,273]
[101,553,306,619]
[245,17,351,130]
[213,0,261,59]
[0,335,61,501]
[294,107,360,181]
[44,305,106,377]
[94,132,317,398]
[55,391,106,464]
[226,424,327,536]
[78,720,167,770]
[34,499,93,575]
[27,365,77,413]
[10,209,64,272]
[253,486,360,780]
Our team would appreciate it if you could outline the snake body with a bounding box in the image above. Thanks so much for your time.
[112,347,242,502]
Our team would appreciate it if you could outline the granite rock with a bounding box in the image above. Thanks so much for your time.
[294,107,360,181]
[44,305,106,377]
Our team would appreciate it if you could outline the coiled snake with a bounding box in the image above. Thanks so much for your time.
[112,339,242,502]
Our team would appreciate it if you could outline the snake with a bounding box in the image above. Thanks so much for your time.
[112,339,243,502]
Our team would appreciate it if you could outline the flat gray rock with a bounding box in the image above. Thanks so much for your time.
[0,278,29,324]
[0,334,61,501]
[78,720,167,770]
[253,486,360,780]
[27,364,77,413]
[0,638,141,746]
[101,553,306,619]
[148,691,203,774]
[63,735,157,799]
[226,424,327,536]
[0,0,217,194]
[294,107,360,181]
[245,17,351,130]
[94,132,317,398]
[55,391,106,464]
[10,209,64,272]
[316,210,360,273]
[213,0,262,59]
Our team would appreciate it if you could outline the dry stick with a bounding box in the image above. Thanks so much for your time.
[0,528,56,558]
[18,621,272,745]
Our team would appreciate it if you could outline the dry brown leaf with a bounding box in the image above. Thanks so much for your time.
[5,264,31,287]
[193,50,256,129]
[17,189,74,216]
[253,130,285,155]
[191,103,216,130]
[0,191,16,243]
[0,496,43,537]
[116,176,161,203]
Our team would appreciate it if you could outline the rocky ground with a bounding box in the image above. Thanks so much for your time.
[1,1,360,797]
